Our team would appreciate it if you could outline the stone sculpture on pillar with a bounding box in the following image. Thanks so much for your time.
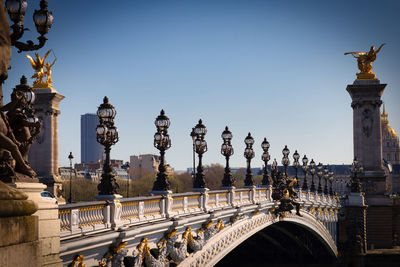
[27,49,65,200]
[345,44,387,197]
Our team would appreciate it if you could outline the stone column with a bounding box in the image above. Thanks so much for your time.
[28,86,65,202]
[346,79,387,196]
[347,78,393,250]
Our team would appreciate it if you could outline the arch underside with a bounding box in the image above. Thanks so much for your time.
[181,211,337,267]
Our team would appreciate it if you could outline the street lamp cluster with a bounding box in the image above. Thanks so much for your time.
[277,146,336,196]
[88,99,337,197]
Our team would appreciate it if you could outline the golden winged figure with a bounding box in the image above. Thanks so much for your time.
[26,50,57,88]
[344,43,385,80]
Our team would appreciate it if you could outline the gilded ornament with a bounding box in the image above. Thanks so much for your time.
[345,44,385,80]
[26,49,57,88]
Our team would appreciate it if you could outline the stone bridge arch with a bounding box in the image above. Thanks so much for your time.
[182,211,337,267]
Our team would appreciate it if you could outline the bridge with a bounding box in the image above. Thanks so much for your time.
[58,187,339,266]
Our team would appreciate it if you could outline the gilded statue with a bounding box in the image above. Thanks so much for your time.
[26,49,57,88]
[345,44,385,80]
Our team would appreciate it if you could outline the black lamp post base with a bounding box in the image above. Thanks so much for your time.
[151,190,173,195]
[220,186,236,190]
[95,194,122,200]
[98,172,119,196]
[192,187,209,192]
[193,173,206,189]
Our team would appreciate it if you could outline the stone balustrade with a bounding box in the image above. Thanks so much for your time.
[59,187,339,239]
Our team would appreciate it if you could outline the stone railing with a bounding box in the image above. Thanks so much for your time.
[59,187,338,238]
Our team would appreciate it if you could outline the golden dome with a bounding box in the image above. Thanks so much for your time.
[383,124,398,139]
[381,103,398,139]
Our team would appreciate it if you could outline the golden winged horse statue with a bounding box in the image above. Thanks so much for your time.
[26,50,57,88]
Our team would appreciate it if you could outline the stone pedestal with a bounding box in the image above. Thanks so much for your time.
[347,79,387,197]
[28,86,65,203]
[0,216,41,267]
[346,79,395,250]
[342,192,368,267]
[10,182,62,267]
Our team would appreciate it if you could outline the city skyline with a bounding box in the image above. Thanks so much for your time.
[4,0,400,170]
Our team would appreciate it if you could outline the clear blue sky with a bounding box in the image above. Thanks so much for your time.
[4,0,400,170]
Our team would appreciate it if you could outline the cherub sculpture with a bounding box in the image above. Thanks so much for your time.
[26,49,57,88]
[345,44,385,80]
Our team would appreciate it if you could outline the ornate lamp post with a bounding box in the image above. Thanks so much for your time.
[68,152,73,203]
[292,150,300,179]
[271,158,278,186]
[193,119,207,189]
[281,145,290,178]
[317,162,323,194]
[244,133,255,186]
[221,126,234,187]
[96,97,119,195]
[301,155,309,191]
[152,110,172,192]
[329,170,334,196]
[261,138,271,186]
[6,0,53,52]
[323,166,329,195]
[190,128,196,180]
[122,162,130,197]
[309,159,316,192]
[350,157,363,193]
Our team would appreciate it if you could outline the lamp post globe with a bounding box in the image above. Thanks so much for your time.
[33,0,54,36]
[5,0,28,23]
[152,110,172,192]
[244,133,255,186]
[221,126,234,187]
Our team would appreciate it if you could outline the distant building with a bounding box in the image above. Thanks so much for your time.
[186,167,262,175]
[380,104,400,194]
[381,104,400,165]
[81,113,103,164]
[130,154,160,174]
[130,154,173,178]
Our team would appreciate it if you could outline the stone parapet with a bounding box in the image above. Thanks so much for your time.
[0,216,41,267]
[10,182,62,267]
